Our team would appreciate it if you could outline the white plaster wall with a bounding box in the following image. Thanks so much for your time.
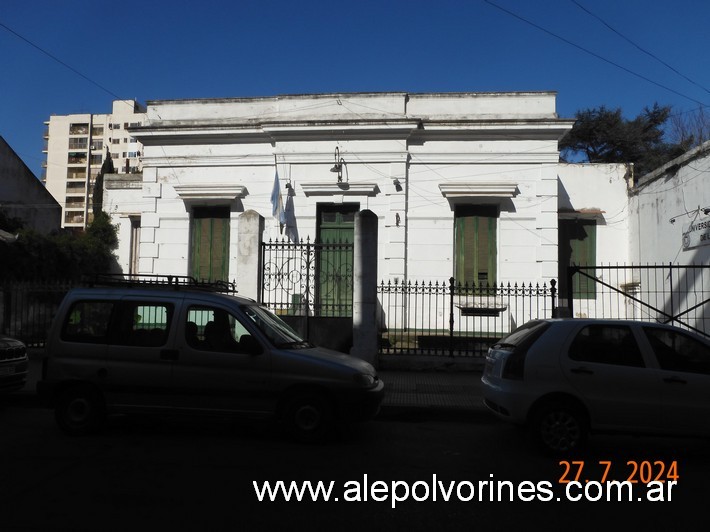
[104,186,137,274]
[558,163,631,265]
[140,137,409,284]
[407,92,558,118]
[132,93,573,292]
[406,156,561,285]
[629,145,710,266]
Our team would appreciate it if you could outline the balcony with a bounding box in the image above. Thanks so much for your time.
[64,212,85,225]
[68,138,88,150]
[69,123,89,135]
[67,153,87,165]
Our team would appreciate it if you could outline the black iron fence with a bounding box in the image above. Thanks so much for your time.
[5,264,706,351]
[377,278,557,357]
[567,264,709,338]
[1,280,75,346]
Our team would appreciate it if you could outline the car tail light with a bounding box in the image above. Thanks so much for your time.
[498,321,551,380]
[502,350,526,379]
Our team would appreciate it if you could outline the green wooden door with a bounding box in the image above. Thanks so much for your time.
[559,219,597,299]
[316,205,356,316]
[191,207,230,283]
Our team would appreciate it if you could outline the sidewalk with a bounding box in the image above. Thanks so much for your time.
[377,369,485,418]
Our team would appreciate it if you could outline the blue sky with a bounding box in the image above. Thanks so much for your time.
[2,0,709,179]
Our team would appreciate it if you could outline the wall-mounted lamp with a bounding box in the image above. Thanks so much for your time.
[330,147,346,182]
[669,206,710,224]
[392,178,402,192]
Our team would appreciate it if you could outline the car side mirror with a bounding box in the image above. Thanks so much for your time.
[239,335,263,355]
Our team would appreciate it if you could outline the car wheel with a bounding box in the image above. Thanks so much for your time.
[286,393,332,443]
[532,402,588,454]
[55,386,106,436]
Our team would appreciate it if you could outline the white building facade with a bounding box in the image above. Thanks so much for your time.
[127,92,577,295]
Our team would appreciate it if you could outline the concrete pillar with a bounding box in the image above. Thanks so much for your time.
[236,210,264,301]
[350,210,378,367]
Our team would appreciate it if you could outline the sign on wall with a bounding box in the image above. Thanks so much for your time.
[682,217,710,250]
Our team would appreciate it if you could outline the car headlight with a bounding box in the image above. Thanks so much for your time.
[353,373,377,387]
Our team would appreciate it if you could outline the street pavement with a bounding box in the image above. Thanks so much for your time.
[16,348,488,420]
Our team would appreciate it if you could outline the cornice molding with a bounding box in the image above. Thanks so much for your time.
[300,183,380,197]
[439,182,519,199]
[173,183,249,201]
[143,151,409,168]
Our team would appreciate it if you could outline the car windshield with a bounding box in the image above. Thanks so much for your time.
[241,305,312,348]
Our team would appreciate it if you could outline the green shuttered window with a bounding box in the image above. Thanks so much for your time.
[454,206,497,287]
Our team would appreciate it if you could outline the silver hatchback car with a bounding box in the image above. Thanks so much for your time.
[481,319,710,453]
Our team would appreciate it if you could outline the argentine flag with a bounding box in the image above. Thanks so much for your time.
[271,165,286,226]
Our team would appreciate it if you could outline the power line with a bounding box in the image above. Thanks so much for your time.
[483,0,708,108]
[571,0,710,96]
[0,20,124,102]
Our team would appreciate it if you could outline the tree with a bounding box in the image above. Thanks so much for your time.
[667,106,710,150]
[559,103,688,177]
[0,210,23,233]
[0,211,119,280]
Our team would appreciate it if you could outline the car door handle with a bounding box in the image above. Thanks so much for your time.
[663,376,687,385]
[570,367,594,375]
[160,349,179,361]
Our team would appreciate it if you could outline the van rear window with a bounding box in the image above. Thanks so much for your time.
[62,300,115,343]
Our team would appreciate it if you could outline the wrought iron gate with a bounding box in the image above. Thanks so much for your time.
[261,237,354,317]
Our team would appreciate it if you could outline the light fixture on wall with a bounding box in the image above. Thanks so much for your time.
[668,205,710,224]
[330,147,346,182]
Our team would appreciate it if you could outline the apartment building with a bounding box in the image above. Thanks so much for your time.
[42,100,145,229]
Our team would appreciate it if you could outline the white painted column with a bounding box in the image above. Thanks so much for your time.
[236,210,264,301]
[350,209,379,366]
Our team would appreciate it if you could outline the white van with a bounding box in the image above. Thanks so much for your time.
[38,277,384,441]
